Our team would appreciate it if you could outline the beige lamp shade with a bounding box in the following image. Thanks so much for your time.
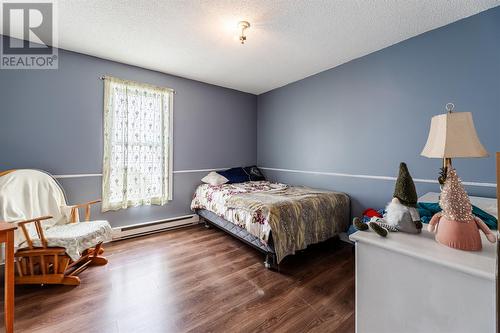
[421,112,489,158]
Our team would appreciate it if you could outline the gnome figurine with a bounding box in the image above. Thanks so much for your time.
[385,162,423,234]
[428,168,495,251]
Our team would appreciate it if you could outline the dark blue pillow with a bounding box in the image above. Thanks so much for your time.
[243,166,266,181]
[218,167,249,184]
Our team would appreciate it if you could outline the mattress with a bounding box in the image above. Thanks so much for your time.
[191,181,288,244]
[197,208,275,254]
[191,181,350,262]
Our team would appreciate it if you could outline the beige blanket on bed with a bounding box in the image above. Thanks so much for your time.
[226,186,350,263]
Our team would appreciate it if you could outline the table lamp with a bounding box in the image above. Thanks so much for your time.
[421,103,492,251]
[421,103,489,184]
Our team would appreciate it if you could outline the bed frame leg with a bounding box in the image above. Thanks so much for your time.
[203,219,211,229]
[264,253,278,271]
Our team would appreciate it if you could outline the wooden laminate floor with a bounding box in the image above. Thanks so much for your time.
[0,224,355,333]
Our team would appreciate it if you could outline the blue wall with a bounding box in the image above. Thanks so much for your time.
[2,7,499,226]
[0,40,257,227]
[257,7,500,216]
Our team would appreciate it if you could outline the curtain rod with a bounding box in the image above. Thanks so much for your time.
[99,75,177,94]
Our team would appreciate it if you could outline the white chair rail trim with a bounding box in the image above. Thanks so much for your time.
[52,167,496,188]
[259,167,496,188]
[52,168,232,179]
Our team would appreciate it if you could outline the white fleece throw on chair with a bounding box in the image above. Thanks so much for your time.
[0,169,112,260]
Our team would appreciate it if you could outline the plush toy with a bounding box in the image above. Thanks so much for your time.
[352,162,422,237]
[353,216,391,237]
[428,168,495,251]
[385,162,422,234]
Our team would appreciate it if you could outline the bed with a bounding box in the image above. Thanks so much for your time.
[191,181,350,269]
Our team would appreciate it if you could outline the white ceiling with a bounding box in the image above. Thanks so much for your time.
[6,0,500,94]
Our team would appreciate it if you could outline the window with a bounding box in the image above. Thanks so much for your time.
[102,76,173,211]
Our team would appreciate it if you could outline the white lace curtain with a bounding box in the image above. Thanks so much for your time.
[102,76,173,212]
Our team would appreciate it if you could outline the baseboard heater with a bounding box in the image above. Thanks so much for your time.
[112,214,199,241]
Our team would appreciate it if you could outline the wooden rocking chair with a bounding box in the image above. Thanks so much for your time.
[15,210,107,286]
[0,169,113,286]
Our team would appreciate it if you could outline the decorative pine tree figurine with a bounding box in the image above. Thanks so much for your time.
[440,168,473,222]
[428,168,496,251]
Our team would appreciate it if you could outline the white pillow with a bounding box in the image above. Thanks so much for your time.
[201,172,228,186]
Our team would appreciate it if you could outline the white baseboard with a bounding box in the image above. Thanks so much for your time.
[111,214,199,241]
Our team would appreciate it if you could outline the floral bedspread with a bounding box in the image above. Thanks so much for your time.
[191,181,350,263]
[191,181,288,243]
[226,187,350,263]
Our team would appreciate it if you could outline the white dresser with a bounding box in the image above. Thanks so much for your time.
[350,227,496,333]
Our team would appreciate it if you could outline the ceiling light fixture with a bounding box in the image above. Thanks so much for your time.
[238,21,250,45]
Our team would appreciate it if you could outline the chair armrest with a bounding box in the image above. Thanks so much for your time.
[69,200,101,209]
[68,200,101,222]
[17,215,53,249]
[17,215,53,226]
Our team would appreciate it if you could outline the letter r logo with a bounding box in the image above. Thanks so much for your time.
[2,2,53,54]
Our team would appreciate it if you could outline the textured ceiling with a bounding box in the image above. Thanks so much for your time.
[4,0,500,94]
